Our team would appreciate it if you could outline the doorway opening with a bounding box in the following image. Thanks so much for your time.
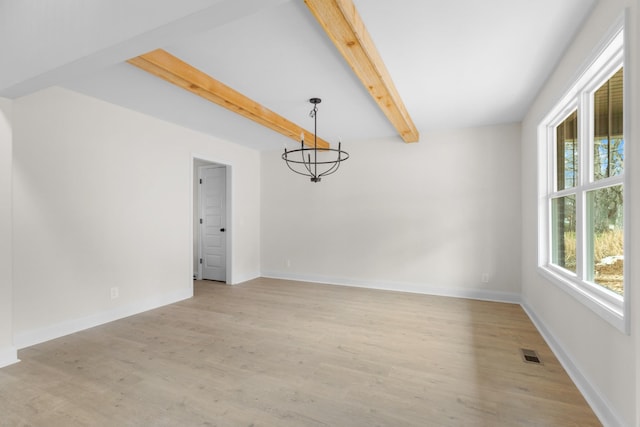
[193,158,231,283]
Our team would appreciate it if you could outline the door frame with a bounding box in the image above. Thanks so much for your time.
[192,155,232,284]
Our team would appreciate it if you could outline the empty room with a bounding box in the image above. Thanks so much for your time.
[0,0,638,426]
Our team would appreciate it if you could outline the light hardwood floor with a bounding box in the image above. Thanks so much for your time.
[1,278,600,426]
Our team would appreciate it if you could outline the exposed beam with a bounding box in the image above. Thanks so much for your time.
[127,49,329,149]
[304,0,419,143]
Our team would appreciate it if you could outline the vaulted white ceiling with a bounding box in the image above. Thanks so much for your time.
[0,0,597,150]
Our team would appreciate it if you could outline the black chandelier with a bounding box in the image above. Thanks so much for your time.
[282,98,349,182]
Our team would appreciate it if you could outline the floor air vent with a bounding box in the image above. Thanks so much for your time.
[521,348,542,364]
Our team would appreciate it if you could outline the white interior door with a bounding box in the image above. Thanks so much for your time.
[200,166,226,282]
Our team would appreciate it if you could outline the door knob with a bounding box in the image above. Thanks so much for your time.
[220,228,225,232]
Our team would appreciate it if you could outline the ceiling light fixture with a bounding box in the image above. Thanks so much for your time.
[282,98,349,182]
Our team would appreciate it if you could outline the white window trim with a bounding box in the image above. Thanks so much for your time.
[537,13,630,334]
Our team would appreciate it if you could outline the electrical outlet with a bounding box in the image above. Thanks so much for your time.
[286,259,291,268]
[481,273,489,283]
[110,287,119,300]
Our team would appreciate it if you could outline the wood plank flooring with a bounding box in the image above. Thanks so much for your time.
[0,278,601,426]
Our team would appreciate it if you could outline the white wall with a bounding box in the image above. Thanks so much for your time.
[12,87,261,347]
[635,4,640,423]
[261,124,521,302]
[0,98,17,367]
[520,1,638,425]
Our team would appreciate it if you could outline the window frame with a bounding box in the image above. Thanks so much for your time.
[537,17,630,334]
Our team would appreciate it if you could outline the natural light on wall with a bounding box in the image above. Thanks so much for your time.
[537,20,628,333]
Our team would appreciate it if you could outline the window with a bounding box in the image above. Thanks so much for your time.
[538,24,628,332]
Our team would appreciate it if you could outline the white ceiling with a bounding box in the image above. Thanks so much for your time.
[0,0,597,151]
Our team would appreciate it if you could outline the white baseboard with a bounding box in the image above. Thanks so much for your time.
[14,287,193,350]
[261,271,521,304]
[0,346,19,368]
[521,301,625,427]
[230,271,261,285]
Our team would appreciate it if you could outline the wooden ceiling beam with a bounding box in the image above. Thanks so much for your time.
[127,49,330,149]
[304,0,419,143]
